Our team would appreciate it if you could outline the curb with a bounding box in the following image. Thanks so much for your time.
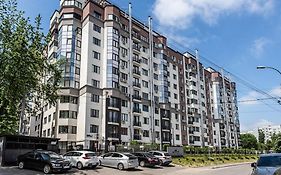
[211,162,252,169]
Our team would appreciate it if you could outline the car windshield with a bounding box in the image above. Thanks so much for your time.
[143,153,154,158]
[123,153,137,158]
[41,152,61,160]
[257,156,281,167]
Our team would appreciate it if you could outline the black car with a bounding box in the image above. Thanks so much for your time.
[17,150,71,174]
[132,152,159,167]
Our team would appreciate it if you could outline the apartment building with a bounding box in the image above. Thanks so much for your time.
[26,0,240,152]
[259,125,281,142]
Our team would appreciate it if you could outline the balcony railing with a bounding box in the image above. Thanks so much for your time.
[108,117,120,123]
[133,121,141,127]
[133,56,141,63]
[133,69,141,75]
[133,108,141,113]
[108,133,119,138]
[133,82,141,88]
[162,125,170,130]
[133,44,141,52]
[133,134,141,140]
[133,95,141,100]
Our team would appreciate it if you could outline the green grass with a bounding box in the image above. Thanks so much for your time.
[173,154,258,167]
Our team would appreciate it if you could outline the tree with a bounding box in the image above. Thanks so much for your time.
[240,133,258,149]
[258,129,265,144]
[0,0,62,134]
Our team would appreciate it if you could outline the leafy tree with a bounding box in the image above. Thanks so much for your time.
[240,133,258,149]
[258,129,265,144]
[0,0,62,134]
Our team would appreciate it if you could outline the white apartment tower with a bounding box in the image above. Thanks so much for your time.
[26,0,240,152]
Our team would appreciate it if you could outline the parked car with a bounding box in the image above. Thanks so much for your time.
[149,151,172,166]
[17,150,71,174]
[251,153,281,175]
[63,151,99,169]
[132,152,159,167]
[98,152,138,170]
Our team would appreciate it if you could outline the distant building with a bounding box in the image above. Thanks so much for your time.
[259,125,281,142]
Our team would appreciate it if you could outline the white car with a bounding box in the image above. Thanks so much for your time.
[149,151,172,166]
[98,152,139,170]
[63,151,99,169]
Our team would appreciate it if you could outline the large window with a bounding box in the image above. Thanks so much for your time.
[93,51,100,60]
[92,65,100,74]
[93,37,101,46]
[59,126,68,134]
[92,79,100,88]
[93,24,101,33]
[90,125,99,133]
[90,109,99,118]
[91,94,99,103]
[59,110,77,119]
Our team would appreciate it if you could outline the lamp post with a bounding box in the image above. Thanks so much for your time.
[256,66,281,75]
[257,66,281,105]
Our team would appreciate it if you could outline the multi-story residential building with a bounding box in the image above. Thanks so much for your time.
[259,125,281,142]
[25,0,240,152]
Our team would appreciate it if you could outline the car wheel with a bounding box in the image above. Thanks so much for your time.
[140,161,145,167]
[92,164,97,169]
[99,160,102,166]
[77,162,83,170]
[117,163,124,170]
[43,164,51,174]
[18,161,24,169]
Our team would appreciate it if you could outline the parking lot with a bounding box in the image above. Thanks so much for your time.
[0,165,183,175]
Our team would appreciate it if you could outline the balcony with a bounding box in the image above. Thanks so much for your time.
[162,125,170,130]
[133,82,141,88]
[133,108,141,113]
[133,56,141,64]
[188,120,193,125]
[133,69,141,76]
[162,137,170,142]
[120,78,127,83]
[133,44,141,52]
[108,117,120,123]
[133,134,142,140]
[108,133,119,138]
[132,95,141,101]
[162,114,170,119]
[132,33,141,42]
[133,121,142,127]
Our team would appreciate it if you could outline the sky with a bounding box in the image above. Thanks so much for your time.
[18,0,281,132]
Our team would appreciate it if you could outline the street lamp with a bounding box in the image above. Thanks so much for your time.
[256,66,281,75]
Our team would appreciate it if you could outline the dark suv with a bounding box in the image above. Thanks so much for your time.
[251,153,281,175]
[17,150,71,174]
[132,152,159,167]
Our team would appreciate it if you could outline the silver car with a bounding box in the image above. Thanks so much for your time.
[149,151,172,166]
[63,151,99,169]
[251,153,281,175]
[98,152,138,170]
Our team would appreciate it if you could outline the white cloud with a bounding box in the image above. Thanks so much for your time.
[153,0,274,29]
[270,87,281,97]
[241,119,273,132]
[250,37,271,57]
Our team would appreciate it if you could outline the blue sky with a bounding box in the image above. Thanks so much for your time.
[18,0,281,132]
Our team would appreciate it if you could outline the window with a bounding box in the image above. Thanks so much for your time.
[176,124,179,130]
[142,80,148,88]
[142,69,148,76]
[60,96,78,104]
[48,115,51,122]
[144,117,149,124]
[155,119,159,126]
[93,37,101,46]
[142,105,149,112]
[108,14,119,22]
[47,129,50,136]
[142,57,148,64]
[112,67,119,75]
[75,67,80,75]
[142,92,149,100]
[43,130,46,137]
[71,126,77,134]
[121,128,128,135]
[174,93,178,99]
[113,40,119,47]
[154,74,158,80]
[93,11,101,19]
[90,125,99,133]
[93,24,101,33]
[44,117,47,124]
[173,74,177,80]
[92,79,100,88]
[93,51,100,60]
[143,130,149,137]
[59,110,77,119]
[92,65,100,74]
[173,84,177,89]
[77,40,81,48]
[90,109,99,118]
[176,134,180,140]
[173,65,176,70]
[91,94,99,102]
[59,126,68,134]
[121,113,128,121]
[121,100,128,107]
[67,38,72,45]
[76,53,81,61]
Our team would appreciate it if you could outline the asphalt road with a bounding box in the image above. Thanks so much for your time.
[0,163,253,175]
